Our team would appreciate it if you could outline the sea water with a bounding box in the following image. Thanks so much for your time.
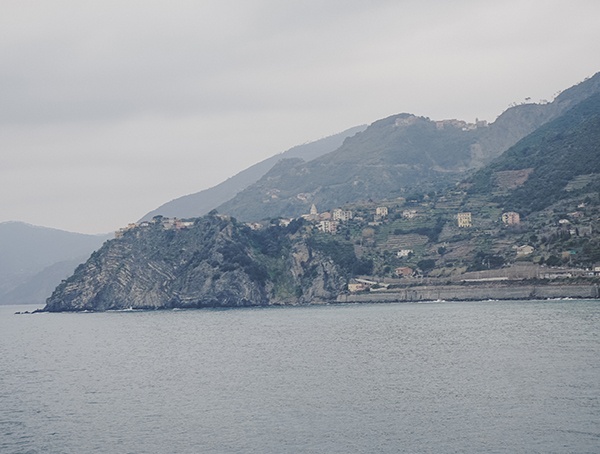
[1,300,599,453]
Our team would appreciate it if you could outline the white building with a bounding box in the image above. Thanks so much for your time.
[397,249,414,258]
[318,220,338,234]
[332,208,353,222]
[501,212,520,225]
[375,206,388,217]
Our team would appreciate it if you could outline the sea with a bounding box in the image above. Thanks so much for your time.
[1,299,599,454]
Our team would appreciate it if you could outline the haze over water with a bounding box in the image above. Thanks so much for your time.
[2,300,599,453]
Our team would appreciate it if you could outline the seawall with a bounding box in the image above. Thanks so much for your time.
[336,283,599,303]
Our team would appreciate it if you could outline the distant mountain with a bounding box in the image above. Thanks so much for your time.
[0,222,109,305]
[468,92,600,214]
[1,258,86,306]
[216,72,600,221]
[140,125,366,221]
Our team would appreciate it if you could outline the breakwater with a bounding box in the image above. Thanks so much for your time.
[336,283,599,303]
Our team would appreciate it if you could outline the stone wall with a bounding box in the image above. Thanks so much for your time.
[337,283,599,303]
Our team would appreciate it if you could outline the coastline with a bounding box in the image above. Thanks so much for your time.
[337,282,600,303]
[12,282,600,313]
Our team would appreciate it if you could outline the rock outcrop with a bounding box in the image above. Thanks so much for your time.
[43,214,346,312]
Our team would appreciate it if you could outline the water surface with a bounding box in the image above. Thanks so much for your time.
[1,300,599,453]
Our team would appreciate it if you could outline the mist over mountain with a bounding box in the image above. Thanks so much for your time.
[39,71,600,311]
[141,125,366,221]
[0,222,109,305]
[8,71,600,308]
[216,73,600,222]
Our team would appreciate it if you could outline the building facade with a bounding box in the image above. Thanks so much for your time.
[457,212,472,228]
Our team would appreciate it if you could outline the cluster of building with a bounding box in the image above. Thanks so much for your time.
[393,115,488,132]
[115,217,194,238]
[456,211,521,228]
[299,204,392,234]
[434,118,488,131]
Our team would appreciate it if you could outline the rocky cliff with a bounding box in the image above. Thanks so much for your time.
[43,214,347,312]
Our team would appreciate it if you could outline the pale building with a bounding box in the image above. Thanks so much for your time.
[397,249,414,258]
[175,220,194,229]
[375,206,388,217]
[402,210,417,219]
[457,212,472,228]
[115,222,138,238]
[516,245,534,257]
[318,220,338,234]
[163,220,176,229]
[348,282,367,293]
[245,222,263,230]
[501,212,520,225]
[332,208,353,222]
[395,266,414,277]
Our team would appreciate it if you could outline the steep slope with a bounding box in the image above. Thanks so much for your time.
[217,72,600,222]
[468,92,600,214]
[140,125,366,221]
[0,222,109,305]
[475,71,600,164]
[41,86,600,311]
[352,92,600,277]
[43,215,349,311]
[218,113,480,220]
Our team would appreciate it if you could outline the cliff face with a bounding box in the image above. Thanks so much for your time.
[43,215,346,312]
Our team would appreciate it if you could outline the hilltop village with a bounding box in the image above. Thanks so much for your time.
[115,186,600,295]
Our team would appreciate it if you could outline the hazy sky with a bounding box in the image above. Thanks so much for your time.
[1,1,599,234]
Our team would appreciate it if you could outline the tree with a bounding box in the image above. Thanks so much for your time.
[417,259,436,274]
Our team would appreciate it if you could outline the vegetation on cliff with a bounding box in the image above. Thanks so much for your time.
[43,72,600,310]
[216,73,600,222]
[43,214,348,311]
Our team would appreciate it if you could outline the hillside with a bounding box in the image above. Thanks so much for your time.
[468,92,600,214]
[0,222,109,305]
[312,91,600,282]
[40,72,600,310]
[140,125,366,221]
[217,73,600,222]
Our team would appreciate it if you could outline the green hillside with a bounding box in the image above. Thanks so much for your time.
[218,74,600,222]
[468,92,600,214]
[252,89,600,282]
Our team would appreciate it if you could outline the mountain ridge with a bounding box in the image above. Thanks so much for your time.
[216,72,600,222]
[0,221,109,305]
[34,70,600,310]
[140,125,366,221]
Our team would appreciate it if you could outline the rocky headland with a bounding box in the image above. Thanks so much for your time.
[43,214,346,312]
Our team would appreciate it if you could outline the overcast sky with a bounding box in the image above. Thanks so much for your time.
[1,0,599,234]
